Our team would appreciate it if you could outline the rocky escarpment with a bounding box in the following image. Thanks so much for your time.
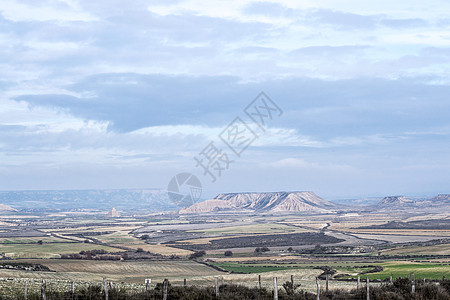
[179,191,337,214]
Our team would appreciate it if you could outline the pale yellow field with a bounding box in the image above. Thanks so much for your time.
[190,223,310,235]
[115,244,192,255]
[40,225,139,233]
[212,255,305,262]
[344,229,450,236]
[0,259,223,284]
[0,260,361,293]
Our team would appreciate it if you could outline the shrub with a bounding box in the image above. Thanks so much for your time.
[189,250,206,259]
[254,247,270,253]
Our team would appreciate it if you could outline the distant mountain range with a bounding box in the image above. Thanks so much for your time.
[179,191,337,214]
[0,189,175,212]
[377,194,450,208]
[0,189,448,214]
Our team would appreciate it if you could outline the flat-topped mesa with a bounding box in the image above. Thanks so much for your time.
[179,191,337,214]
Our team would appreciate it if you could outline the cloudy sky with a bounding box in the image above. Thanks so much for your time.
[0,0,449,199]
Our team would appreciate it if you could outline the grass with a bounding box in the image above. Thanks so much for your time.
[0,243,120,258]
[0,236,68,244]
[346,261,450,280]
[211,262,308,274]
[93,230,137,244]
[335,266,374,275]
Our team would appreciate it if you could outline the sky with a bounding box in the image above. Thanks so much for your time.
[0,0,449,200]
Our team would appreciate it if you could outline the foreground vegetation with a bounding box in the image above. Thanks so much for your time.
[2,278,450,300]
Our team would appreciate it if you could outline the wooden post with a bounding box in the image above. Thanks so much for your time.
[41,280,46,300]
[184,278,187,287]
[24,281,27,300]
[71,282,75,294]
[163,279,168,300]
[326,274,329,292]
[258,274,262,290]
[366,277,370,300]
[357,275,360,289]
[103,278,108,300]
[273,277,278,300]
[316,277,320,300]
[411,272,415,293]
[222,276,224,286]
[390,276,393,284]
[291,275,294,287]
[215,277,219,297]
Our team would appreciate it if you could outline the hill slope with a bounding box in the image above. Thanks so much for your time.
[180,191,337,213]
[377,195,415,207]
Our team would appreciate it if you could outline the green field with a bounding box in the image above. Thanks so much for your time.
[93,231,138,244]
[212,262,308,273]
[347,261,450,280]
[0,236,68,244]
[0,243,121,258]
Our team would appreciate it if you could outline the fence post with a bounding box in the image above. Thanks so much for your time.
[411,272,415,293]
[357,275,360,289]
[184,278,187,287]
[273,277,278,300]
[222,276,225,286]
[215,277,219,297]
[316,277,320,300]
[390,276,393,284]
[326,274,329,292]
[24,281,27,300]
[366,277,370,300]
[71,281,75,294]
[291,275,294,287]
[259,274,262,290]
[103,278,108,300]
[163,279,168,300]
[41,280,46,300]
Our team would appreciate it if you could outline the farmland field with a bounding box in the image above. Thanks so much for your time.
[0,243,120,258]
[0,259,223,283]
[346,261,450,280]
[190,223,311,235]
[382,243,450,255]
[2,207,450,296]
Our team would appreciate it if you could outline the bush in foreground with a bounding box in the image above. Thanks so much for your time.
[7,277,450,300]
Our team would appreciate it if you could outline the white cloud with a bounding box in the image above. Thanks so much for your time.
[0,0,97,22]
[0,0,449,195]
